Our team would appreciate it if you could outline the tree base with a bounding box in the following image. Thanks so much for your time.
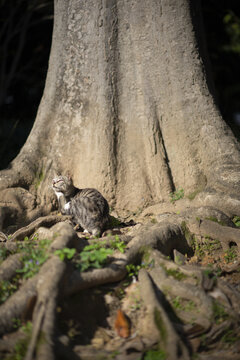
[0,200,240,360]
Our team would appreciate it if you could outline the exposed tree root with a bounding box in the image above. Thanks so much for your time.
[190,219,240,251]
[139,268,191,359]
[8,214,71,242]
[0,204,239,359]
[0,253,22,282]
[0,223,76,335]
[25,256,67,360]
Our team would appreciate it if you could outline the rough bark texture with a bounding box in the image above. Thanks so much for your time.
[0,0,239,218]
[1,1,240,359]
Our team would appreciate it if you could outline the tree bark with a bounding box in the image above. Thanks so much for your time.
[1,2,240,359]
[1,0,239,217]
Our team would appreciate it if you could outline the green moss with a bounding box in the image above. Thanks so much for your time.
[181,221,194,244]
[164,267,187,281]
[108,215,122,228]
[187,178,206,200]
[172,296,184,311]
[144,349,166,360]
[187,189,201,200]
[154,308,167,344]
[138,245,152,263]
[221,329,239,345]
[205,216,226,226]
[35,170,45,189]
[151,218,157,224]
[0,279,18,305]
[6,322,32,360]
[212,301,228,324]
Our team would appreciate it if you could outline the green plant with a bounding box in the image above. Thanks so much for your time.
[170,188,184,203]
[172,296,184,311]
[205,216,226,226]
[107,350,120,359]
[224,247,237,263]
[151,217,157,224]
[126,264,144,278]
[76,242,113,271]
[203,265,222,279]
[35,170,45,189]
[21,321,32,334]
[163,267,187,281]
[109,215,122,228]
[6,322,32,360]
[110,235,126,253]
[223,11,240,54]
[0,246,8,264]
[12,317,22,329]
[144,349,166,360]
[232,215,240,227]
[191,237,221,259]
[0,279,18,305]
[55,247,76,261]
[16,238,51,279]
[184,300,197,312]
[221,329,238,345]
[212,301,228,324]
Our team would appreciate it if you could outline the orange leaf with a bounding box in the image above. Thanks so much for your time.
[114,309,131,338]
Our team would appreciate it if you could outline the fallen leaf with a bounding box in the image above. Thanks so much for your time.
[114,309,131,338]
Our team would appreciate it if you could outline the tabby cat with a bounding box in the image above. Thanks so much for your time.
[52,175,109,236]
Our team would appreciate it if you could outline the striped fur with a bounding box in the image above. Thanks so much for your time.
[52,176,109,236]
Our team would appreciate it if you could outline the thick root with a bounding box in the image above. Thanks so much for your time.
[0,204,239,359]
[139,269,191,360]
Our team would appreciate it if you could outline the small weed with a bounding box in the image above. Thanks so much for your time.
[109,215,122,228]
[164,267,187,281]
[181,221,194,244]
[172,296,184,310]
[108,350,120,359]
[212,301,228,324]
[126,260,154,279]
[203,265,222,279]
[185,300,197,311]
[55,247,76,261]
[205,216,225,225]
[232,215,240,227]
[143,349,166,360]
[0,279,18,305]
[126,264,143,278]
[221,329,238,345]
[131,298,142,310]
[110,235,126,253]
[6,322,32,360]
[16,238,51,279]
[224,247,237,263]
[76,242,113,271]
[21,321,32,334]
[0,247,8,264]
[191,237,221,259]
[170,188,184,203]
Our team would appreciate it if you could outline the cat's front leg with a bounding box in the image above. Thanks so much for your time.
[54,191,70,215]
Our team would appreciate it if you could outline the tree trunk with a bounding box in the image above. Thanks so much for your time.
[1,2,240,359]
[1,0,240,217]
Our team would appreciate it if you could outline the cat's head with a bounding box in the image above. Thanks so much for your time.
[52,175,75,196]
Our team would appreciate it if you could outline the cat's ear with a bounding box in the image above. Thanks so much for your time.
[66,171,72,181]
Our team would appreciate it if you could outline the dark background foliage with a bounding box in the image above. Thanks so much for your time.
[0,0,240,170]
